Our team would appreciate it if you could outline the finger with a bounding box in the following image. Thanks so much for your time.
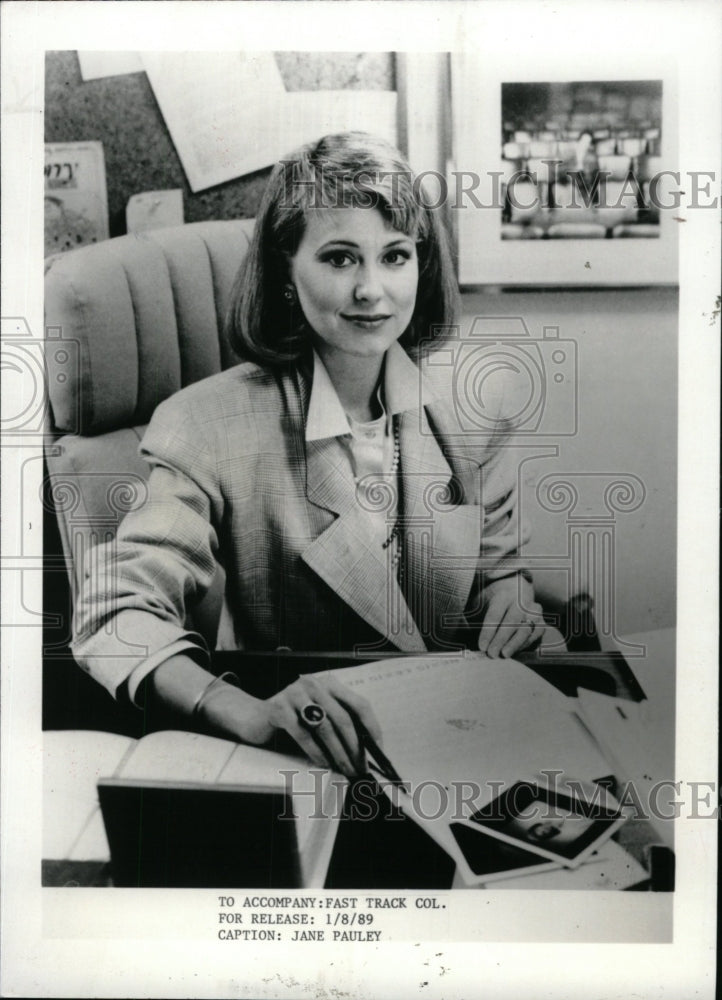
[310,719,357,777]
[285,683,359,776]
[487,624,519,659]
[302,675,382,761]
[273,704,334,770]
[499,623,536,659]
[525,618,547,651]
[267,687,345,772]
[325,678,384,745]
[308,694,364,776]
[486,604,524,658]
[477,595,509,654]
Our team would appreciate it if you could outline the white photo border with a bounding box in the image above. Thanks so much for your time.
[1,2,719,999]
[452,52,679,286]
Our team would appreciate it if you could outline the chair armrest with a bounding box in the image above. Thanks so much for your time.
[533,575,603,653]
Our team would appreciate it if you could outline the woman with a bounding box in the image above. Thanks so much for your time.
[72,132,545,777]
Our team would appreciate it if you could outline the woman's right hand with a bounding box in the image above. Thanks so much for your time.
[260,674,383,779]
[156,659,383,779]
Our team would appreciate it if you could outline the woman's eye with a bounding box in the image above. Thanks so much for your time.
[384,250,411,266]
[323,251,355,268]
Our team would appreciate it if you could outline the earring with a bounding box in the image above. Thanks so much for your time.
[283,284,296,305]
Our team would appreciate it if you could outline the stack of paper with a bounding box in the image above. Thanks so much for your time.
[320,654,626,885]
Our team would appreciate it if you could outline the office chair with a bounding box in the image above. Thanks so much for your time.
[44,220,254,731]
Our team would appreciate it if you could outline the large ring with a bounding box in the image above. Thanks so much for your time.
[298,703,326,729]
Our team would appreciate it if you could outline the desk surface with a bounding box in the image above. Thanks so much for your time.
[43,629,675,889]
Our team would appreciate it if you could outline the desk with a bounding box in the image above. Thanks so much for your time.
[42,629,675,889]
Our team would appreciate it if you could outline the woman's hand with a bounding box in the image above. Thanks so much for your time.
[200,671,383,779]
[477,575,546,660]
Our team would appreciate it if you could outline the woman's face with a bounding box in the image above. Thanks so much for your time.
[509,805,593,848]
[289,206,419,365]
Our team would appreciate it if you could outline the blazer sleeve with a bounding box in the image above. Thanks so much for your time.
[477,428,531,588]
[71,395,224,703]
[473,367,532,590]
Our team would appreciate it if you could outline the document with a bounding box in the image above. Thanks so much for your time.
[327,654,613,799]
[77,51,144,80]
[141,51,287,190]
[576,687,676,848]
[141,52,397,191]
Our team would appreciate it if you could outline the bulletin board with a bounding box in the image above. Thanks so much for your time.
[44,51,395,237]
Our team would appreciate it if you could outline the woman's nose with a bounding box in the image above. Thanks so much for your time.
[353,264,383,302]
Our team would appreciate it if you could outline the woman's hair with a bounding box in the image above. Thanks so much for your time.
[226,131,459,364]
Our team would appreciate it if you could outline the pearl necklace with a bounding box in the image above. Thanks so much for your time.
[381,417,404,582]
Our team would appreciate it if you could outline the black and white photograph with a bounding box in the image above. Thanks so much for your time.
[1,2,719,999]
[463,779,625,867]
[453,54,679,285]
[499,79,663,241]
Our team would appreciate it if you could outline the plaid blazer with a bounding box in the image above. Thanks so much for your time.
[72,350,529,701]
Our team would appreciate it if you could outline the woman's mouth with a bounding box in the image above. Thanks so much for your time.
[341,313,392,330]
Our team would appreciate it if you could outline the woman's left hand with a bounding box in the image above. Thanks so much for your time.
[477,575,546,659]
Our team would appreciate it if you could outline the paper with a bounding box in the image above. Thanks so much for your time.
[325,655,618,883]
[141,52,397,191]
[141,51,287,191]
[486,840,648,890]
[43,730,133,859]
[77,51,144,80]
[281,89,397,152]
[328,654,613,802]
[126,189,184,234]
[102,730,344,888]
[576,688,675,848]
[44,141,109,256]
[116,729,236,784]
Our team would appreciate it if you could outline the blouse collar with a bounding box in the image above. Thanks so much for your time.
[305,341,437,443]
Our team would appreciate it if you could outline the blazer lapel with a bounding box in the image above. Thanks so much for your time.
[398,403,482,646]
[293,355,481,653]
[302,435,426,652]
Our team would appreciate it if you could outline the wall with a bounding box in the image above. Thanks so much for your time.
[460,287,677,636]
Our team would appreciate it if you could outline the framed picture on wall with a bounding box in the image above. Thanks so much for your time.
[451,53,679,286]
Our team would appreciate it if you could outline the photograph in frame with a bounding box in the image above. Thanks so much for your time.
[452,53,679,285]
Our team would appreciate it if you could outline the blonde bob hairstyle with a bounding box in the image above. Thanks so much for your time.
[226,131,459,365]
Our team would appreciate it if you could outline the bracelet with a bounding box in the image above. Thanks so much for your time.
[191,671,241,721]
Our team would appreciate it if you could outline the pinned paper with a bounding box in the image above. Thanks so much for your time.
[126,190,184,234]
[141,51,397,192]
[283,90,397,151]
[78,51,144,81]
[45,141,109,256]
[141,51,287,191]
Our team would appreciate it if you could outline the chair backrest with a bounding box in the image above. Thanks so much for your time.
[45,219,256,647]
